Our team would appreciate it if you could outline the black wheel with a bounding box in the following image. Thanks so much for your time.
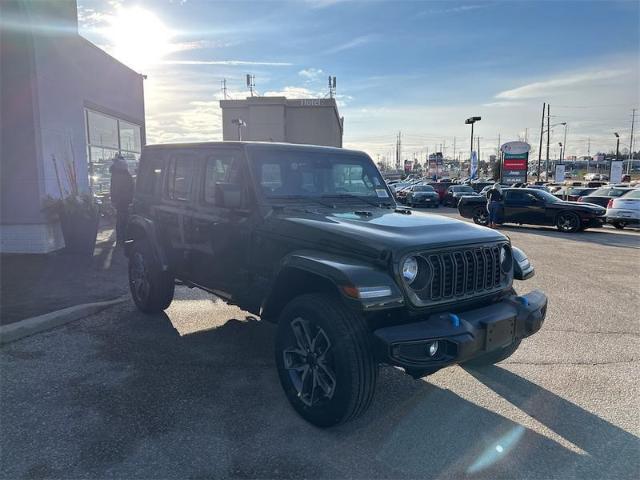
[464,339,522,367]
[472,208,489,226]
[275,294,378,427]
[556,212,580,233]
[128,239,175,313]
[613,221,627,230]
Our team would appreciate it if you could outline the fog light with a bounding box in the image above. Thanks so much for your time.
[427,341,439,357]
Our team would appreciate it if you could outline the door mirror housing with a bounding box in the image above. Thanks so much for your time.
[512,246,535,280]
[217,183,242,209]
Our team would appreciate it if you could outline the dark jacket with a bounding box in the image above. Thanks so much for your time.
[110,159,134,209]
[486,188,503,202]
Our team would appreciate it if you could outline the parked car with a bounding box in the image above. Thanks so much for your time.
[458,188,606,232]
[126,141,546,427]
[405,185,440,207]
[442,185,480,207]
[553,186,597,202]
[606,189,640,229]
[577,187,635,208]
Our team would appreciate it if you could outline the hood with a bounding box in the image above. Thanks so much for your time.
[554,200,605,213]
[267,207,507,259]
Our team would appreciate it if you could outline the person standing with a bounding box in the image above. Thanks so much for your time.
[486,182,503,228]
[110,154,134,247]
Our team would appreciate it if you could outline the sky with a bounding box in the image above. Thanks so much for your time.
[77,0,640,163]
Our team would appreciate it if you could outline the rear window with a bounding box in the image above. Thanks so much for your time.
[623,190,640,199]
[590,188,609,196]
[413,186,434,192]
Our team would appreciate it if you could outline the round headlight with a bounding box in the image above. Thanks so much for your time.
[500,245,513,273]
[402,256,419,284]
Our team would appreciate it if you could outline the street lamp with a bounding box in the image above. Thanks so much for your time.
[544,121,566,181]
[465,116,481,178]
[614,132,620,160]
[231,118,246,141]
[558,142,563,161]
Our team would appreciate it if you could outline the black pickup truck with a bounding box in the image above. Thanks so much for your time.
[458,188,606,232]
[126,142,547,427]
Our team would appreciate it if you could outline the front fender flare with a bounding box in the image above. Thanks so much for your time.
[125,215,169,271]
[269,251,405,313]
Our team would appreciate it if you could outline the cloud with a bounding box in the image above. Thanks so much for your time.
[262,86,318,98]
[323,35,375,54]
[305,0,350,9]
[299,68,324,79]
[161,60,293,66]
[495,69,629,99]
[419,4,492,16]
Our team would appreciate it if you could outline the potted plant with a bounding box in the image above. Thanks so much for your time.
[43,151,99,255]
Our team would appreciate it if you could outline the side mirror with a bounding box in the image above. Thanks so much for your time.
[216,183,242,209]
[512,246,535,280]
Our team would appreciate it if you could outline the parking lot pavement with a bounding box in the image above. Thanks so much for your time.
[1,210,639,479]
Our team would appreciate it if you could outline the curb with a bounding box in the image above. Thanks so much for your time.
[0,295,129,345]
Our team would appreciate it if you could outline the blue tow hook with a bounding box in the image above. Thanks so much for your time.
[449,313,460,328]
[516,296,529,307]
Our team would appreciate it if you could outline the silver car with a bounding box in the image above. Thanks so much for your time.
[606,189,640,229]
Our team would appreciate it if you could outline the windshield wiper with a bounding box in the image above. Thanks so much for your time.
[322,194,394,209]
[267,195,336,209]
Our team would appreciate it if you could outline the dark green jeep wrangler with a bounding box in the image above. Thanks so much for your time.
[126,142,546,427]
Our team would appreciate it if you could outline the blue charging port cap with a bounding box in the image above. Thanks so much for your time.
[516,296,529,307]
[449,313,460,328]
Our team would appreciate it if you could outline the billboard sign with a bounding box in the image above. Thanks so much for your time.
[500,141,531,184]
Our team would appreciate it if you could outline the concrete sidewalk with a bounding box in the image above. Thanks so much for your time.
[0,227,129,325]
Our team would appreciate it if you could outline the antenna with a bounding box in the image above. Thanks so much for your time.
[328,76,337,98]
[221,79,228,100]
[246,74,255,97]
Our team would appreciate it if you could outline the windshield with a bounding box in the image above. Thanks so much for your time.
[248,147,391,203]
[413,186,434,192]
[453,186,474,192]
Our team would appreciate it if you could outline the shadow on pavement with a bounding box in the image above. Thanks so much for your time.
[3,307,636,479]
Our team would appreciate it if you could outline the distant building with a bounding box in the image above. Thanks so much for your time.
[1,0,145,253]
[220,96,343,148]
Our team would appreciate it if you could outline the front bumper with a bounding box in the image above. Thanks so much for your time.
[413,196,439,205]
[372,290,547,377]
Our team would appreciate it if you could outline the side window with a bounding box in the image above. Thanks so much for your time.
[136,154,163,195]
[166,156,194,201]
[506,190,527,202]
[204,150,242,204]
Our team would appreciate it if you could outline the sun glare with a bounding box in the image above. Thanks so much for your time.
[106,7,173,71]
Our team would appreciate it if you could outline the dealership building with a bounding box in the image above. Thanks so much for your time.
[220,96,344,148]
[1,0,145,253]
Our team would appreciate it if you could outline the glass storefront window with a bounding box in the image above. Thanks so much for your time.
[85,109,142,198]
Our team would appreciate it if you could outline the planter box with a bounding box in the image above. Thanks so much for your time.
[59,212,99,255]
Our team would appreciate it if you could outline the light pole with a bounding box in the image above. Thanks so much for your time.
[465,116,481,178]
[614,132,620,160]
[559,142,564,161]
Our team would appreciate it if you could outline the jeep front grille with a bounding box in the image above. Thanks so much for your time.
[412,245,507,304]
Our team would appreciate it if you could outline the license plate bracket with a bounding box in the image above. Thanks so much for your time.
[484,317,516,350]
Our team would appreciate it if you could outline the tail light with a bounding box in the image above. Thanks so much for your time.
[607,199,614,208]
[577,197,584,202]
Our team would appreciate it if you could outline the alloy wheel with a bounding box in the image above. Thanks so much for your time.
[282,317,337,407]
[558,213,578,232]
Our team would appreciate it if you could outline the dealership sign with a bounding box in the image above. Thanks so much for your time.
[610,160,623,183]
[500,141,531,184]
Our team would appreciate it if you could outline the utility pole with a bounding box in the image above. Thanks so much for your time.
[452,137,456,164]
[477,136,481,163]
[546,104,551,180]
[629,109,636,175]
[537,102,546,179]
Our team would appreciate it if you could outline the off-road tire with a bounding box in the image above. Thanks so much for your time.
[464,338,522,367]
[128,239,175,313]
[275,293,378,427]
